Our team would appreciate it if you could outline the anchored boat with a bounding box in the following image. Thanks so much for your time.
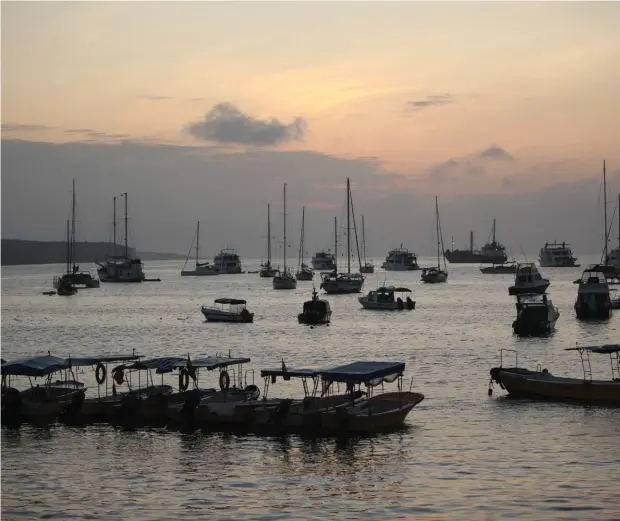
[574,268,612,320]
[508,262,550,295]
[298,288,331,325]
[512,293,559,336]
[201,298,254,323]
[181,221,221,276]
[358,286,415,310]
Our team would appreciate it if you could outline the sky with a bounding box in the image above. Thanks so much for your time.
[2,1,620,258]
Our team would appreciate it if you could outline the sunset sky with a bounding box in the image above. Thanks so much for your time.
[2,1,620,254]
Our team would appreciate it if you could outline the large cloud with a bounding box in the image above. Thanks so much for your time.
[185,103,306,147]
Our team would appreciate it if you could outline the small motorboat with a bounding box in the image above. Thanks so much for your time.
[489,345,620,404]
[508,262,550,295]
[56,278,78,296]
[298,288,331,325]
[480,261,517,274]
[201,298,254,323]
[358,286,415,310]
[574,268,612,319]
[512,293,559,336]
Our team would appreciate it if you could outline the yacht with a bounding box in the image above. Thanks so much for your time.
[295,206,314,281]
[96,193,145,283]
[273,183,297,290]
[181,221,221,276]
[381,245,420,271]
[320,178,365,294]
[214,248,243,274]
[311,250,336,271]
[259,204,279,278]
[444,220,507,264]
[538,242,579,267]
[358,286,415,310]
[574,268,612,320]
[508,263,550,295]
[421,196,448,284]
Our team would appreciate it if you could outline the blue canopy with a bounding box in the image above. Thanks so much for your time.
[114,357,186,374]
[171,356,251,371]
[319,361,405,384]
[0,355,71,377]
[260,368,318,378]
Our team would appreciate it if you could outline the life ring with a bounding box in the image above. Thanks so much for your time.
[219,370,230,390]
[95,363,106,385]
[179,369,190,391]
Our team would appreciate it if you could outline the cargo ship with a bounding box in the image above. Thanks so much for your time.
[444,219,507,264]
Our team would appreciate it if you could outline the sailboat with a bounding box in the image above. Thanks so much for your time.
[181,221,220,276]
[295,206,314,281]
[606,191,620,270]
[273,183,297,290]
[96,193,145,283]
[320,178,365,294]
[421,196,448,283]
[360,214,374,273]
[53,179,99,291]
[260,204,279,278]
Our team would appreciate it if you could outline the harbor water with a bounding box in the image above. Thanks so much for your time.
[2,258,620,520]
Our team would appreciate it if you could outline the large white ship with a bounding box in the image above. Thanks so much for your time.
[538,242,579,267]
[381,245,420,271]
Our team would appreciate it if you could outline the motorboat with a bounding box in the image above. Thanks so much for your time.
[359,215,374,273]
[508,262,550,295]
[538,241,579,267]
[512,293,559,336]
[260,204,279,278]
[421,197,448,284]
[480,260,517,274]
[359,286,415,310]
[96,193,146,283]
[574,268,612,319]
[445,220,507,264]
[273,183,297,290]
[298,288,331,325]
[381,246,419,271]
[611,289,620,309]
[214,248,243,274]
[181,221,221,276]
[201,298,254,323]
[295,206,315,281]
[320,179,365,294]
[489,345,620,404]
[57,277,78,296]
[311,250,336,271]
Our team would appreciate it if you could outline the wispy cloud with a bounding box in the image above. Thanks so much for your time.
[406,93,452,112]
[137,94,174,101]
[477,145,515,161]
[65,128,94,134]
[185,102,306,147]
[2,123,51,132]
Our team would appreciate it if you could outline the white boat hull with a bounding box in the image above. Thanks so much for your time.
[273,275,297,290]
[201,308,254,322]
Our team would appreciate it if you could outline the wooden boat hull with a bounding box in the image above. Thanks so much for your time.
[490,367,620,403]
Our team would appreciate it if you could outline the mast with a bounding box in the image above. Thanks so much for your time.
[334,216,338,273]
[469,231,473,252]
[65,219,70,275]
[603,160,609,262]
[435,196,440,268]
[123,192,128,258]
[347,177,351,274]
[298,206,305,268]
[283,183,287,271]
[267,204,271,266]
[70,178,76,271]
[362,215,367,263]
[195,221,200,266]
[113,196,117,258]
[492,218,496,244]
[618,193,620,251]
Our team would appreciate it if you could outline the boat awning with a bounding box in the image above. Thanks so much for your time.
[392,287,412,292]
[566,344,620,354]
[260,368,318,378]
[0,355,71,377]
[68,354,142,367]
[171,356,251,371]
[214,298,247,305]
[114,357,186,374]
[319,361,405,385]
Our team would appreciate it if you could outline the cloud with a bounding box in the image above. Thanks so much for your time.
[137,94,174,101]
[477,145,515,161]
[407,94,452,112]
[65,128,95,134]
[185,102,306,147]
[2,123,51,132]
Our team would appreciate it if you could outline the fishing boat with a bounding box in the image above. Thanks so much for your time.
[358,286,415,310]
[489,345,620,404]
[445,220,507,264]
[480,260,517,274]
[53,180,100,290]
[201,298,254,323]
[320,178,365,294]
[298,287,331,325]
[508,262,550,295]
[259,204,279,278]
[512,293,559,336]
[539,242,579,267]
[273,183,297,290]
[574,268,612,320]
[421,196,448,283]
[213,248,243,274]
[96,193,146,283]
[181,221,221,276]
[360,215,374,273]
[381,246,419,271]
[295,206,314,281]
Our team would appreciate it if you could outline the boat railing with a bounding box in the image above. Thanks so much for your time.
[499,349,518,368]
[244,369,255,388]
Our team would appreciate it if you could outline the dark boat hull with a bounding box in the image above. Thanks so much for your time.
[445,250,507,264]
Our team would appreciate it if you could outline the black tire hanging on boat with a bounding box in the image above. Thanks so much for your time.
[179,369,190,391]
[219,370,230,390]
[95,362,106,385]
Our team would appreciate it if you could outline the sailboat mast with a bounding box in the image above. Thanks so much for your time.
[113,196,117,258]
[436,196,440,267]
[492,218,496,244]
[283,184,287,271]
[334,216,338,272]
[298,206,305,267]
[71,178,76,270]
[362,215,367,262]
[347,178,351,274]
[603,160,609,262]
[66,219,70,274]
[124,192,129,258]
[195,221,200,266]
[618,193,620,251]
[267,204,271,265]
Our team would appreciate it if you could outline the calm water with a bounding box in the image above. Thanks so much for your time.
[2,258,620,520]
